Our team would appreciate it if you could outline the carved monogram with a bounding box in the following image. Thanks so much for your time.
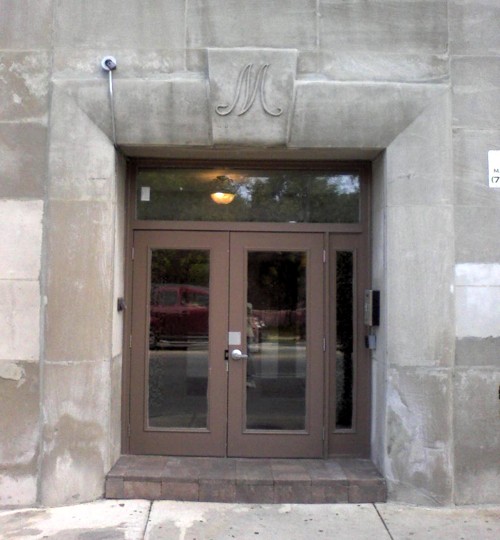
[216,63,283,117]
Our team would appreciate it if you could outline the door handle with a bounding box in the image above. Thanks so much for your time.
[231,349,248,360]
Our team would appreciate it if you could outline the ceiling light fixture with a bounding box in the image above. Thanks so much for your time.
[210,192,236,204]
[210,175,238,205]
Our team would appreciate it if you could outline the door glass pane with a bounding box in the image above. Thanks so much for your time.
[246,251,307,430]
[137,168,360,223]
[336,251,354,429]
[148,249,210,429]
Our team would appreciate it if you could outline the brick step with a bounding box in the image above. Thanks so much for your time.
[106,456,387,504]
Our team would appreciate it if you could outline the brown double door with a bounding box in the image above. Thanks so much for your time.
[129,230,325,457]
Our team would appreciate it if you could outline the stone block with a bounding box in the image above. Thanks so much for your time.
[370,350,388,473]
[0,0,53,49]
[0,123,47,198]
[0,200,43,280]
[208,48,297,146]
[309,483,349,503]
[63,78,211,147]
[112,155,127,358]
[386,206,454,367]
[371,156,388,472]
[186,49,209,73]
[371,154,386,289]
[44,200,114,362]
[52,48,186,79]
[187,0,317,49]
[0,472,37,507]
[271,460,310,482]
[320,0,447,54]
[40,361,111,505]
[449,0,500,55]
[161,480,199,501]
[48,86,116,201]
[456,337,500,367]
[455,206,500,263]
[339,459,387,503]
[454,368,500,504]
[109,354,122,467]
[0,51,50,121]
[386,92,452,206]
[0,362,39,465]
[451,57,500,129]
[234,484,275,503]
[198,479,236,502]
[235,459,273,485]
[124,480,161,499]
[162,457,203,481]
[386,367,453,505]
[115,78,211,146]
[0,281,40,361]
[451,56,500,89]
[348,482,387,504]
[54,0,185,49]
[290,81,446,149]
[453,129,500,207]
[314,51,449,83]
[455,266,500,365]
[455,262,500,287]
[105,477,124,499]
[273,482,311,504]
[456,285,500,339]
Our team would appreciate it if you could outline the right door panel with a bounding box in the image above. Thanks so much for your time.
[328,234,371,457]
[227,232,325,458]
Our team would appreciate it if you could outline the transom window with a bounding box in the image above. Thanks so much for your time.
[136,168,360,223]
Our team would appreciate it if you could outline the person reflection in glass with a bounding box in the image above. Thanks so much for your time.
[246,303,257,389]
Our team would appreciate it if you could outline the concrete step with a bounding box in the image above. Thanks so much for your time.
[105,456,387,504]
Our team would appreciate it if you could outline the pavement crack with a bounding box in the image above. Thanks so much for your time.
[373,503,395,540]
[142,501,153,539]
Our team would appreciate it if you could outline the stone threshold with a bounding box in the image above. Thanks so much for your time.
[106,456,387,504]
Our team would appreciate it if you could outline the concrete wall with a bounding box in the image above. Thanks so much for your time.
[0,0,498,507]
[0,0,51,506]
[450,0,500,504]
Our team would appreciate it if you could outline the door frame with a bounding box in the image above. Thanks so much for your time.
[129,231,326,457]
[122,159,372,458]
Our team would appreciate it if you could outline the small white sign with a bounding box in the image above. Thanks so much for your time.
[488,150,500,188]
[140,186,151,201]
[228,332,241,346]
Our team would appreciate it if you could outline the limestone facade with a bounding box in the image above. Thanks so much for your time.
[0,0,499,506]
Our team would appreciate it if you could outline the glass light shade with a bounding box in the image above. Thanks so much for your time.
[210,192,235,204]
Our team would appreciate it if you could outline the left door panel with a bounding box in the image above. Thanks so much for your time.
[129,231,229,456]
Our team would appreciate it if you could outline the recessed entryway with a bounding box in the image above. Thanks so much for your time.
[124,162,372,460]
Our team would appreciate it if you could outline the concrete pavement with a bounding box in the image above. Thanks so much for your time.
[0,500,499,539]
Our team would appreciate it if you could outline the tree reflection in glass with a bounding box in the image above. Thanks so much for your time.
[245,251,307,431]
[137,169,360,223]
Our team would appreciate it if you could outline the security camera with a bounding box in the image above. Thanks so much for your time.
[101,56,117,71]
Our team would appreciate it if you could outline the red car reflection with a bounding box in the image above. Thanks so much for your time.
[149,284,209,349]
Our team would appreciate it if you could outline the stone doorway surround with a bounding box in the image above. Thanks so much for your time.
[41,47,454,506]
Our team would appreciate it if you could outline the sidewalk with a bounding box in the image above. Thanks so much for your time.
[1,500,499,539]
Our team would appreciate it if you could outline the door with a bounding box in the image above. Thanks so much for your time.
[129,230,324,457]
